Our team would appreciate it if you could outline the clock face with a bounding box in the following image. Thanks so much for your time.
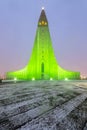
[39,21,47,26]
[42,21,44,25]
[39,22,41,25]
[45,22,47,25]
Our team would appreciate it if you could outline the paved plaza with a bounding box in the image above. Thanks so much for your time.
[0,80,87,130]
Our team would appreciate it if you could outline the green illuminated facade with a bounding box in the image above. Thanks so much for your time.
[6,8,80,80]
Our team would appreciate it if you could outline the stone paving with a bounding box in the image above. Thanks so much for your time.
[0,80,87,130]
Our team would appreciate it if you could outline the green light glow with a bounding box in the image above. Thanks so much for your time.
[50,78,53,81]
[65,78,68,81]
[14,77,17,81]
[6,9,80,80]
[32,77,35,81]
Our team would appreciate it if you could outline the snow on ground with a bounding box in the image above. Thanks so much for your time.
[0,80,87,130]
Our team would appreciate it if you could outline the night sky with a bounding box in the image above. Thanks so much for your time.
[0,0,87,78]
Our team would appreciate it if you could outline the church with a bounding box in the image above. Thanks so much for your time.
[6,8,80,80]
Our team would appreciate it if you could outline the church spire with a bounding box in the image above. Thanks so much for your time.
[38,8,48,26]
[6,8,80,80]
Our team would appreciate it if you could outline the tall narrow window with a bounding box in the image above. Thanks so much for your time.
[41,62,44,73]
[41,62,44,79]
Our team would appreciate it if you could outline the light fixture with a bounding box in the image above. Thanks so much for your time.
[14,77,17,83]
[42,7,44,10]
[65,78,68,81]
[32,77,35,81]
[50,78,53,81]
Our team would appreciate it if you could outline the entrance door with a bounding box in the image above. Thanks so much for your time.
[41,62,44,79]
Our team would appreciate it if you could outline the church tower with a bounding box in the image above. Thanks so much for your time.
[6,8,80,80]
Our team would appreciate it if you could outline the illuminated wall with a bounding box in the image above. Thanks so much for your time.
[6,9,80,80]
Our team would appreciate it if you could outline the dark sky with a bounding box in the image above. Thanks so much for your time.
[0,0,87,78]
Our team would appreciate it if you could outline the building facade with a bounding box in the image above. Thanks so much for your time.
[6,9,80,80]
